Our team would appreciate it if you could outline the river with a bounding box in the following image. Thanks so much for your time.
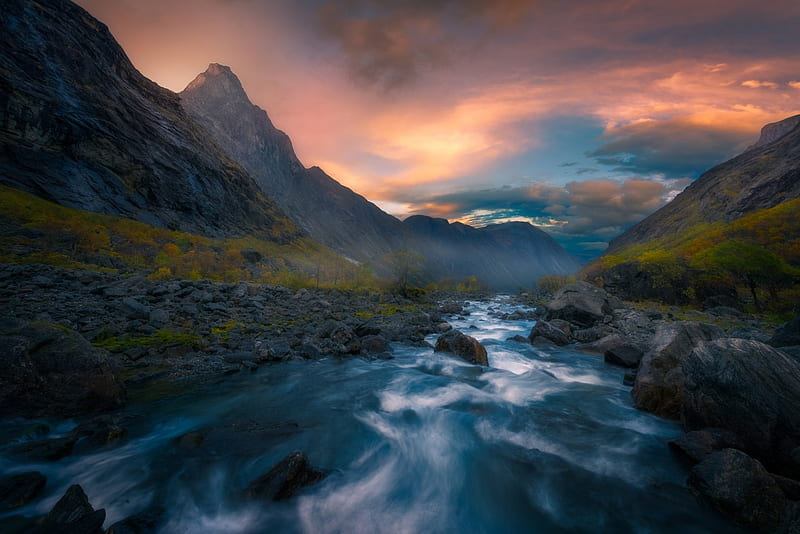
[0,296,742,533]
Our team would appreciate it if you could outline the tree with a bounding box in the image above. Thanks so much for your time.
[691,240,797,311]
[384,249,425,296]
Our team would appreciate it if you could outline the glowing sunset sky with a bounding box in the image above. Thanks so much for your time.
[75,0,800,260]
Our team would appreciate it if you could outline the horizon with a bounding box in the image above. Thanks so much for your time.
[74,0,800,261]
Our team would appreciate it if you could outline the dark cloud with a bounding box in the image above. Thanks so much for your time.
[589,118,755,178]
[314,0,532,89]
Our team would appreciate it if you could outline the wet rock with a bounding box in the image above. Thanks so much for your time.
[770,315,800,348]
[361,335,389,354]
[245,451,327,501]
[631,321,723,420]
[435,322,453,333]
[438,302,464,315]
[6,436,77,462]
[622,370,636,386]
[69,417,127,455]
[682,338,800,478]
[603,344,643,368]
[0,321,126,417]
[689,449,787,531]
[528,321,570,346]
[434,330,489,366]
[0,471,46,510]
[105,506,165,534]
[546,282,619,328]
[32,484,105,534]
[507,335,530,343]
[668,428,745,464]
[176,421,301,458]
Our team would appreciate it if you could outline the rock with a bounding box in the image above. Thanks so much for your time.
[69,417,127,455]
[576,333,625,355]
[706,306,744,317]
[148,308,169,327]
[622,370,636,386]
[770,315,800,348]
[728,326,770,343]
[528,321,570,346]
[668,428,745,464]
[546,282,618,328]
[507,335,530,343]
[682,338,800,478]
[244,451,327,501]
[120,297,150,320]
[435,322,453,333]
[603,344,643,368]
[32,484,105,534]
[689,449,787,531]
[240,248,263,264]
[572,325,614,343]
[6,436,77,462]
[361,335,389,354]
[0,472,46,510]
[438,302,464,315]
[105,506,165,534]
[631,321,723,420]
[0,322,125,418]
[434,330,489,366]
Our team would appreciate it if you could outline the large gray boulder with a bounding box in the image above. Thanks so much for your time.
[528,321,570,346]
[682,338,800,478]
[689,449,788,532]
[631,321,723,419]
[546,282,618,328]
[0,320,126,417]
[434,330,489,366]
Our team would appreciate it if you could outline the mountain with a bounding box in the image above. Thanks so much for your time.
[607,115,800,253]
[180,65,408,263]
[0,0,297,240]
[404,216,580,290]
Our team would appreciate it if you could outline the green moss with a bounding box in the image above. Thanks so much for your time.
[93,329,202,351]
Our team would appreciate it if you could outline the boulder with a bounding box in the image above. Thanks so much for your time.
[546,282,618,328]
[528,321,570,346]
[603,344,643,368]
[631,321,723,419]
[688,449,787,531]
[668,428,744,464]
[31,484,105,534]
[434,330,489,366]
[105,506,165,534]
[0,471,46,511]
[0,321,126,418]
[245,451,327,501]
[770,315,800,348]
[120,297,150,320]
[682,338,800,478]
[576,333,625,355]
[361,335,389,354]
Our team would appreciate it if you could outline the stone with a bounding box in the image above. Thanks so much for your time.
[603,344,644,368]
[244,451,327,501]
[546,282,618,328]
[435,322,453,333]
[770,315,800,348]
[689,449,787,531]
[631,321,724,420]
[106,506,165,534]
[668,428,744,464]
[148,308,169,327]
[507,335,530,343]
[120,297,150,320]
[528,321,570,346]
[434,330,489,366]
[0,471,46,511]
[0,322,126,418]
[32,484,105,534]
[682,338,800,478]
[361,335,389,354]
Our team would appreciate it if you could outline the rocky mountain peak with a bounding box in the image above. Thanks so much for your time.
[749,114,800,150]
[183,63,251,105]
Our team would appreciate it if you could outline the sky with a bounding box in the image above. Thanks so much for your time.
[75,0,800,261]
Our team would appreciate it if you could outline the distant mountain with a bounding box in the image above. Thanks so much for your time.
[404,216,580,290]
[607,114,800,253]
[0,0,297,240]
[180,64,408,263]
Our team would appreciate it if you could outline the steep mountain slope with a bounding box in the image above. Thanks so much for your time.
[0,0,296,240]
[180,65,408,262]
[607,115,800,252]
[404,216,580,290]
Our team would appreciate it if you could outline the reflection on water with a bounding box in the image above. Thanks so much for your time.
[0,298,742,533]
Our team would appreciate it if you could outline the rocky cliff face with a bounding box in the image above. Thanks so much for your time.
[607,115,800,252]
[404,216,580,289]
[0,0,297,240]
[180,65,408,262]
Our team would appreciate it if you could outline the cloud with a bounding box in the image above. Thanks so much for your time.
[314,0,532,89]
[741,80,778,88]
[789,81,800,89]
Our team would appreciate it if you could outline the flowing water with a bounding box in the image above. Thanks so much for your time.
[1,297,742,533]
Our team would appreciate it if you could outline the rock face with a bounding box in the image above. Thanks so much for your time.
[434,330,489,366]
[688,449,788,531]
[32,484,105,534]
[245,451,327,501]
[631,321,723,419]
[546,282,617,328]
[682,338,800,477]
[180,64,407,265]
[0,320,125,417]
[0,0,298,240]
[607,114,800,253]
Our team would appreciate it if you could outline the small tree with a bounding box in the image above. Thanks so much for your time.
[384,249,425,296]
